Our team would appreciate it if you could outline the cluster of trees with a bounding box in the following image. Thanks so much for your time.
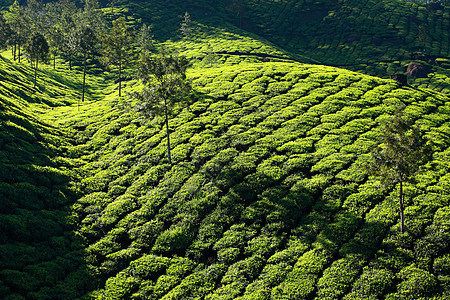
[0,0,196,106]
[0,0,107,90]
[0,0,103,66]
[0,0,159,98]
[0,0,196,163]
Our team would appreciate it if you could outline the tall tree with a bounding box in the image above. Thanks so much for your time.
[24,32,49,87]
[63,27,80,70]
[45,1,60,69]
[4,0,27,62]
[45,0,77,69]
[102,16,134,97]
[77,0,105,35]
[137,23,153,54]
[55,0,79,70]
[0,14,12,50]
[229,0,246,28]
[180,11,191,39]
[24,0,46,34]
[132,50,192,165]
[368,108,432,232]
[79,26,97,103]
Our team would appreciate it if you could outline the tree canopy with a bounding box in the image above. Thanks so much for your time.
[24,32,49,87]
[368,107,432,232]
[133,50,192,164]
[0,14,12,50]
[101,16,134,97]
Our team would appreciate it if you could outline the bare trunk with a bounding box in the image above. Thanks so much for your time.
[13,44,16,60]
[118,61,122,97]
[399,180,404,232]
[82,52,87,102]
[164,98,172,165]
[34,58,38,88]
[69,54,72,70]
[53,52,56,70]
[18,41,21,63]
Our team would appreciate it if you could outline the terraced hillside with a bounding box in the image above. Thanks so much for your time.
[122,0,450,93]
[0,56,98,298]
[47,62,450,298]
[1,0,450,299]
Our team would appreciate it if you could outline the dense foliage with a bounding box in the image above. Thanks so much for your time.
[1,0,450,299]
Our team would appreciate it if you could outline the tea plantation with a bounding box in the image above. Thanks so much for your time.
[1,0,450,299]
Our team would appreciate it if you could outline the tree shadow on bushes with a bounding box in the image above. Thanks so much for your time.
[0,106,97,299]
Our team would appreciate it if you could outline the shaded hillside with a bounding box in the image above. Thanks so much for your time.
[0,56,98,299]
[123,0,450,92]
[1,0,450,299]
[58,61,450,299]
[239,0,450,90]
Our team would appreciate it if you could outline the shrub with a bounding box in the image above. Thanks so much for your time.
[266,81,293,96]
[97,272,140,300]
[271,274,316,299]
[214,224,257,253]
[153,275,179,298]
[129,254,170,279]
[267,239,309,265]
[346,266,394,299]
[414,207,450,263]
[218,247,241,264]
[316,256,364,299]
[433,254,450,276]
[152,223,195,254]
[397,264,437,298]
[160,271,216,300]
[100,195,137,226]
[129,219,164,249]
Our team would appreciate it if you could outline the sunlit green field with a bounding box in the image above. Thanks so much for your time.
[1,0,450,299]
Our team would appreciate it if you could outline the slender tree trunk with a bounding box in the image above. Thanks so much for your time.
[82,52,87,102]
[34,58,38,88]
[69,54,72,70]
[118,61,122,97]
[53,52,56,70]
[164,98,172,165]
[13,44,16,60]
[399,180,404,232]
[18,41,21,63]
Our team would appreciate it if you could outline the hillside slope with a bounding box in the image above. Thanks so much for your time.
[1,0,450,299]
[124,0,450,93]
[54,61,450,299]
[0,56,99,298]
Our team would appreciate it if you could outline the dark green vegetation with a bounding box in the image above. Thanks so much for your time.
[126,0,450,93]
[1,0,450,299]
[369,109,433,233]
[0,56,97,298]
